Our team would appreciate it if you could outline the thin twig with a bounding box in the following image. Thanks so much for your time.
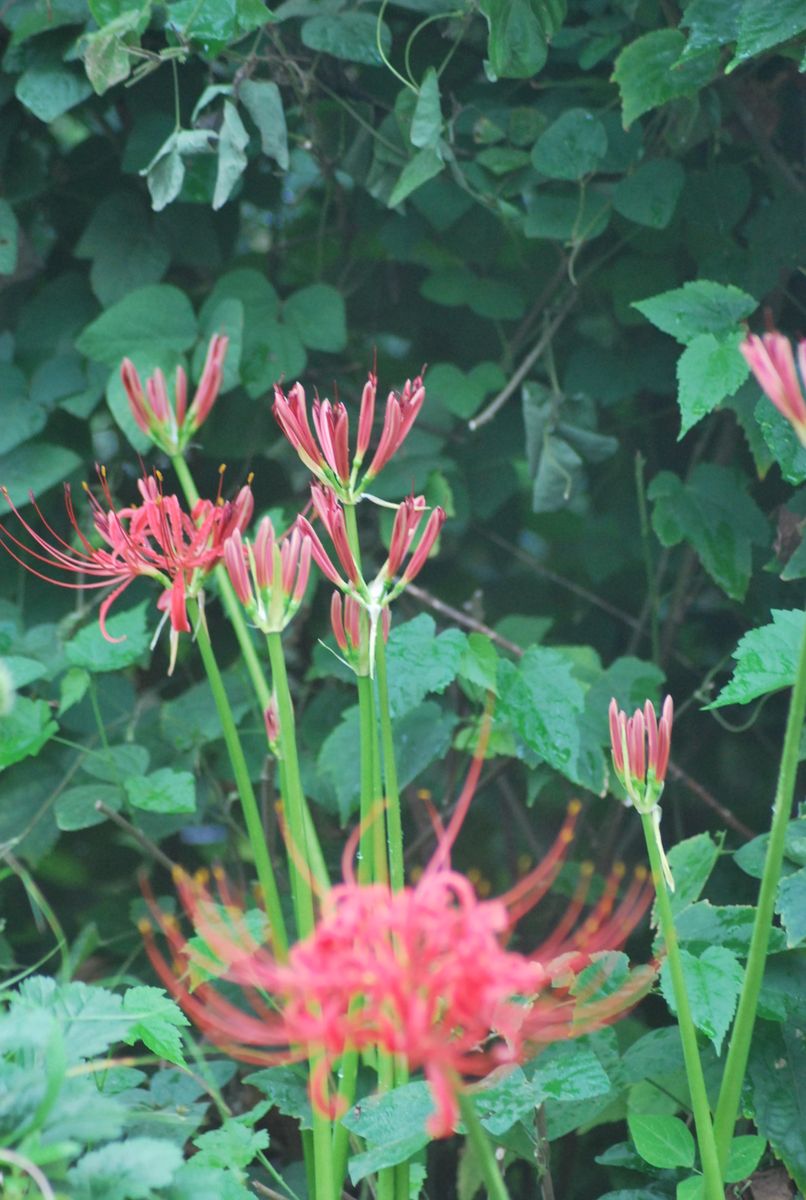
[667,761,755,840]
[468,290,579,431]
[95,802,177,870]
[404,582,523,656]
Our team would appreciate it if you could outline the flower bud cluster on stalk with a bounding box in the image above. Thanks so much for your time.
[609,696,675,890]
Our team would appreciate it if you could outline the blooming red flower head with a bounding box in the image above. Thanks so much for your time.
[224,517,312,634]
[740,330,806,447]
[273,369,425,502]
[0,469,251,674]
[142,754,655,1139]
[121,334,229,455]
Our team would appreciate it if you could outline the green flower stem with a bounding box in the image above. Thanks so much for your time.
[373,632,404,893]
[713,610,806,1165]
[356,674,387,885]
[457,1089,511,1200]
[640,811,722,1200]
[189,599,288,960]
[331,1047,359,1190]
[170,454,272,712]
[266,631,319,938]
[310,1060,338,1200]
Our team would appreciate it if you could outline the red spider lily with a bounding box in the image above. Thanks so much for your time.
[740,330,806,446]
[223,518,312,633]
[141,751,655,1139]
[0,470,252,674]
[273,370,425,502]
[121,334,229,455]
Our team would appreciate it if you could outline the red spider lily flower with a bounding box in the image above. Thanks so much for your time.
[141,751,655,1141]
[609,696,674,890]
[224,518,312,634]
[0,470,252,674]
[273,370,425,502]
[330,591,390,676]
[740,331,806,446]
[121,334,229,455]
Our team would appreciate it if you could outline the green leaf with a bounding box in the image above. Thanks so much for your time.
[542,1029,622,1140]
[193,1119,269,1169]
[0,441,82,507]
[3,655,47,688]
[68,1136,183,1199]
[385,615,467,717]
[301,12,391,66]
[342,1082,433,1183]
[524,187,610,241]
[420,267,525,319]
[777,868,806,948]
[747,1019,806,1191]
[389,147,445,207]
[724,1134,766,1183]
[532,108,607,181]
[65,602,151,672]
[648,464,768,601]
[666,833,720,916]
[239,79,288,169]
[0,697,57,770]
[169,1163,253,1200]
[478,0,550,79]
[283,283,347,352]
[76,284,197,365]
[55,783,124,831]
[497,646,585,782]
[76,192,171,307]
[628,1112,695,1170]
[244,1065,313,1129]
[458,633,499,694]
[679,0,741,61]
[123,986,189,1065]
[13,976,131,1060]
[734,816,806,880]
[213,100,249,210]
[755,398,806,485]
[708,609,806,708]
[612,159,685,229]
[83,7,146,93]
[0,200,19,275]
[660,946,743,1053]
[411,69,442,149]
[730,0,806,68]
[15,58,92,123]
[142,138,186,212]
[82,743,150,783]
[530,1041,612,1103]
[675,902,787,957]
[424,361,506,420]
[612,30,719,127]
[676,330,750,437]
[125,768,196,814]
[633,280,757,345]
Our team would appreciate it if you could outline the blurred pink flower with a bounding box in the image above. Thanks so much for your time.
[142,764,654,1137]
[273,370,425,502]
[740,330,806,446]
[121,333,229,455]
[0,470,251,673]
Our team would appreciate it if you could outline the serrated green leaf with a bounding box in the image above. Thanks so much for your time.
[125,768,196,814]
[13,977,131,1061]
[0,697,57,770]
[76,284,197,365]
[679,0,741,61]
[747,1019,806,1191]
[530,1041,612,1103]
[628,1111,695,1169]
[729,0,806,68]
[68,1136,183,1198]
[497,646,585,782]
[755,398,806,485]
[193,1119,268,1169]
[65,602,151,672]
[675,902,787,957]
[244,1065,313,1128]
[342,1082,433,1183]
[123,985,189,1065]
[532,108,607,180]
[613,30,719,127]
[660,946,743,1053]
[283,283,346,352]
[385,615,467,717]
[676,330,749,437]
[613,158,684,229]
[708,609,805,707]
[648,464,768,601]
[666,833,720,915]
[776,868,806,948]
[458,633,499,694]
[633,280,757,344]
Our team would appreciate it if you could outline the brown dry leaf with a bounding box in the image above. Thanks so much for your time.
[750,1167,795,1200]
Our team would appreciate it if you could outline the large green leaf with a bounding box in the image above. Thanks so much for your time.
[659,946,743,1053]
[747,1019,806,1191]
[708,609,806,708]
[65,602,151,673]
[76,284,197,365]
[384,614,466,717]
[497,645,585,783]
[0,697,57,770]
[342,1082,433,1183]
[730,0,806,68]
[532,108,606,180]
[633,280,757,344]
[68,1137,183,1198]
[283,283,347,352]
[612,30,719,127]
[628,1112,695,1170]
[676,330,749,437]
[479,0,556,78]
[301,12,391,65]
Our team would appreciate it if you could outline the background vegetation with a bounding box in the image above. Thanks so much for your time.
[1,0,806,1196]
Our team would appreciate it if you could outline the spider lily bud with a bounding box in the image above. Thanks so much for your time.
[740,330,806,447]
[224,519,312,634]
[330,591,389,676]
[121,334,229,455]
[609,696,675,891]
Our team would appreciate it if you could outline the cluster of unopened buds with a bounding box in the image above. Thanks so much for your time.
[224,518,312,635]
[609,696,675,890]
[121,334,229,456]
[740,328,806,447]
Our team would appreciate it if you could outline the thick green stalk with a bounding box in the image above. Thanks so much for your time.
[714,611,806,1164]
[356,674,387,885]
[374,632,404,893]
[641,811,722,1200]
[189,600,288,959]
[171,454,272,711]
[457,1090,511,1200]
[310,1063,338,1200]
[266,631,318,938]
